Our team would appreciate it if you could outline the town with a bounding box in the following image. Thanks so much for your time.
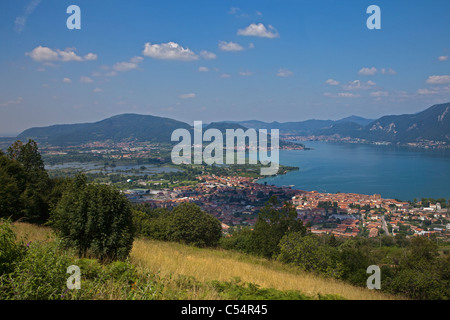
[122,173,449,241]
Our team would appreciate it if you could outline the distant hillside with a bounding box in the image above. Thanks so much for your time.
[225,103,450,144]
[18,114,192,146]
[16,103,450,146]
[359,102,450,143]
[224,117,372,136]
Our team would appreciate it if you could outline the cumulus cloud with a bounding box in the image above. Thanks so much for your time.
[179,93,196,99]
[237,23,279,38]
[276,68,293,77]
[381,68,396,75]
[325,79,340,86]
[142,42,198,61]
[358,67,396,76]
[198,66,209,72]
[84,53,98,61]
[324,92,360,98]
[26,46,97,63]
[358,67,378,76]
[63,78,72,83]
[113,61,137,71]
[417,85,450,95]
[93,88,103,93]
[425,75,450,84]
[370,91,389,97]
[342,80,376,90]
[220,73,231,79]
[218,41,244,52]
[200,50,217,60]
[80,76,94,83]
[438,56,449,61]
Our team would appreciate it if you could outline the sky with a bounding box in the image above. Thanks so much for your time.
[0,0,449,135]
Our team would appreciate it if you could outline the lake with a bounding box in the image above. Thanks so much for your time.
[258,141,450,201]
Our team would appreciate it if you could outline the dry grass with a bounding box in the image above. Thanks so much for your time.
[130,238,400,300]
[11,222,56,243]
[8,223,401,300]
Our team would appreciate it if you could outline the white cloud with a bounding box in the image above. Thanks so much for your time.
[380,68,397,75]
[220,73,231,79]
[93,88,103,93]
[357,67,396,76]
[417,85,450,95]
[0,97,23,107]
[370,91,389,97]
[237,23,279,38]
[239,71,253,76]
[276,68,293,77]
[426,75,450,84]
[14,0,41,33]
[142,42,198,61]
[63,78,72,83]
[325,79,340,86]
[80,76,94,83]
[218,41,244,52]
[198,66,209,72]
[342,80,376,90]
[200,50,217,60]
[113,61,138,72]
[84,53,98,61]
[131,56,144,63]
[26,46,97,63]
[438,56,449,61]
[179,93,196,99]
[112,56,143,72]
[358,67,378,76]
[324,92,360,98]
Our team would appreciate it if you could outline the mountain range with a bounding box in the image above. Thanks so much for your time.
[17,102,450,146]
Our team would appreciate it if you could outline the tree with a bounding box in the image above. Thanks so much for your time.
[165,202,222,247]
[50,174,135,262]
[247,196,306,258]
[278,233,343,278]
[5,140,50,223]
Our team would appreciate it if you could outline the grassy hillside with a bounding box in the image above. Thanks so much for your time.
[10,222,398,300]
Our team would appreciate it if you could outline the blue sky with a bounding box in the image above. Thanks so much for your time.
[0,0,449,134]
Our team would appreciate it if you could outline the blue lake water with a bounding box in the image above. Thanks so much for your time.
[258,141,450,201]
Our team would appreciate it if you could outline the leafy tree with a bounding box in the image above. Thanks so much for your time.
[50,174,135,262]
[278,233,343,278]
[165,202,222,247]
[3,140,51,223]
[0,155,27,219]
[247,196,306,258]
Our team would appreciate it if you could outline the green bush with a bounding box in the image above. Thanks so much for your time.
[278,233,343,279]
[135,203,222,248]
[50,174,135,262]
[0,240,75,300]
[165,203,222,247]
[0,220,26,275]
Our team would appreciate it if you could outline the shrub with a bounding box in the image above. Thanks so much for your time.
[278,233,343,278]
[0,240,75,300]
[0,220,26,275]
[165,202,222,247]
[50,174,135,262]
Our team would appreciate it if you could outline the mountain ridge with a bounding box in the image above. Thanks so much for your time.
[16,103,450,146]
